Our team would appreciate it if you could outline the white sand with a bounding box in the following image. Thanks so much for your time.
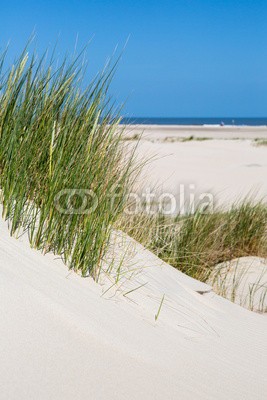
[1,217,267,399]
[210,256,267,313]
[123,124,267,140]
[1,125,267,398]
[127,125,267,208]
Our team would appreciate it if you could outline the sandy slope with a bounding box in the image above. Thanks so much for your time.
[1,217,267,399]
[210,256,267,312]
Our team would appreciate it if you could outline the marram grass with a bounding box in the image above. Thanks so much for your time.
[0,45,137,279]
[119,201,267,282]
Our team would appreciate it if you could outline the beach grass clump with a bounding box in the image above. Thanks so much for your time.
[0,45,136,279]
[254,139,267,146]
[180,135,211,142]
[119,201,267,281]
[122,133,140,141]
[163,136,211,143]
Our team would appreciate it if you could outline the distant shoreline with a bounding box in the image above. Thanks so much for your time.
[120,117,267,127]
[122,123,267,128]
[121,124,267,129]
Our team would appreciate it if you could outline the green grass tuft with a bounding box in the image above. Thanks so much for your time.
[0,43,137,279]
[254,139,267,146]
[119,201,267,282]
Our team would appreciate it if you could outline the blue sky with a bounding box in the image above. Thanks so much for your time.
[1,0,267,117]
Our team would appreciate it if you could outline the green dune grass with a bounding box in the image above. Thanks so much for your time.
[1,42,266,294]
[119,201,267,282]
[0,44,137,279]
[254,139,267,146]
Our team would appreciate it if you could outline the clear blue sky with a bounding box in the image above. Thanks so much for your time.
[1,0,267,117]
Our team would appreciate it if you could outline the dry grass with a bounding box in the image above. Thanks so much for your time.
[118,201,267,282]
[253,139,267,146]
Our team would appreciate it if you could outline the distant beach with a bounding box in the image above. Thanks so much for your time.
[121,124,267,207]
[122,122,267,140]
[121,117,267,126]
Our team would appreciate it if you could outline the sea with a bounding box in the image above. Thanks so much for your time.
[120,117,267,126]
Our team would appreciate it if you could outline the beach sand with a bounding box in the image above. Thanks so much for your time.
[124,125,267,208]
[1,125,267,399]
[1,216,267,400]
[123,123,267,140]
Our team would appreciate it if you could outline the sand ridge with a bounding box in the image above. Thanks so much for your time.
[1,216,267,399]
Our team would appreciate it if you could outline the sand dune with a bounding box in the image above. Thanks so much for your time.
[210,256,267,312]
[1,125,267,398]
[1,216,267,399]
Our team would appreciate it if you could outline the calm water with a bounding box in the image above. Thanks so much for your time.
[120,117,267,126]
